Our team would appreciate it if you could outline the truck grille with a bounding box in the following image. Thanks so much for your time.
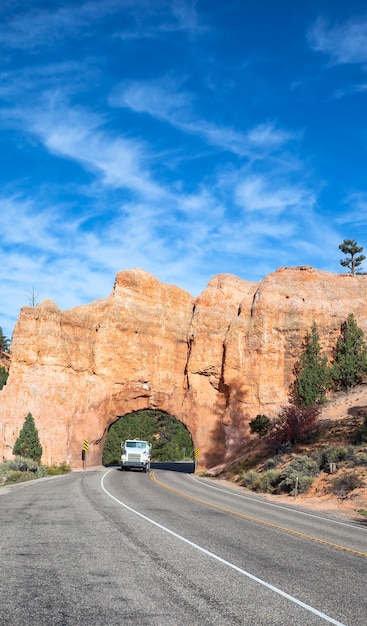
[127,453,141,462]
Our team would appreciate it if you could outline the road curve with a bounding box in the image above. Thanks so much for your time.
[0,465,366,625]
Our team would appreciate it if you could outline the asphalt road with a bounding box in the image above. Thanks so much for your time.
[0,463,366,626]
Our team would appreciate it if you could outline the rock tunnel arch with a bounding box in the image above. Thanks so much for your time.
[71,385,227,471]
[101,409,194,467]
[3,266,355,471]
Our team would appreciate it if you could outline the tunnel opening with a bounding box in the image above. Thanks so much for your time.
[102,409,194,466]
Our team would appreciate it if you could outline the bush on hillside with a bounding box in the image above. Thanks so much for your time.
[249,414,271,438]
[1,456,38,473]
[253,469,280,493]
[0,456,47,486]
[269,404,321,448]
[238,469,259,490]
[45,462,71,475]
[331,471,364,497]
[263,455,283,470]
[4,471,37,485]
[276,456,319,494]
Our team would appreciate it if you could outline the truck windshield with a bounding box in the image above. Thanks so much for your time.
[126,441,147,448]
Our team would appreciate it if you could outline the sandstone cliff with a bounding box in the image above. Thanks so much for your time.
[1,266,366,469]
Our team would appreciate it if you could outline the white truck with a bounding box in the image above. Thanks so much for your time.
[121,438,151,472]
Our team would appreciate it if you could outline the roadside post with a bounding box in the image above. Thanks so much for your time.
[82,440,88,470]
[194,447,199,472]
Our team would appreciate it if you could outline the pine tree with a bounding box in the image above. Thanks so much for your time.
[0,366,8,390]
[339,239,365,275]
[13,412,43,463]
[0,327,10,353]
[331,314,367,392]
[292,322,330,406]
[249,414,271,438]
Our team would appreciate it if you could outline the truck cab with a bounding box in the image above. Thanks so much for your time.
[121,439,151,472]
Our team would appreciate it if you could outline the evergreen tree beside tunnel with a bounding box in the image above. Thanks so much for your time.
[102,410,193,465]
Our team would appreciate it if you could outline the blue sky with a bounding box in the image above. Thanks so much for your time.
[1,0,367,339]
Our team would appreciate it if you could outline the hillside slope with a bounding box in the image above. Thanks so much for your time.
[216,386,367,521]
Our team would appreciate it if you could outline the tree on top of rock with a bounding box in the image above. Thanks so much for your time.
[339,239,365,275]
[331,313,367,392]
[12,412,43,463]
[0,326,10,353]
[291,321,330,407]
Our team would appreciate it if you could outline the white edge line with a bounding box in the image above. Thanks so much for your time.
[101,470,346,626]
[190,475,365,531]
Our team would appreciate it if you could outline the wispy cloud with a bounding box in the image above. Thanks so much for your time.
[0,0,202,52]
[337,192,367,227]
[234,174,315,216]
[308,15,367,65]
[2,95,165,200]
[0,1,99,50]
[110,77,297,157]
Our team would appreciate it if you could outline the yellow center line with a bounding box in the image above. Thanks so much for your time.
[150,471,367,559]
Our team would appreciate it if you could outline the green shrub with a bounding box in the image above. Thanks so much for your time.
[0,456,38,473]
[253,469,280,493]
[276,456,319,494]
[36,465,47,477]
[320,446,356,470]
[239,469,260,489]
[331,472,364,497]
[323,446,348,463]
[249,414,271,438]
[45,462,71,475]
[355,453,367,466]
[0,456,47,485]
[264,455,283,470]
[5,470,36,485]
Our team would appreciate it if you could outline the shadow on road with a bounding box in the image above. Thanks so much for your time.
[151,461,195,473]
[105,461,195,473]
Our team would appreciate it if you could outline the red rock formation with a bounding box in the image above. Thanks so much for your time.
[1,266,366,469]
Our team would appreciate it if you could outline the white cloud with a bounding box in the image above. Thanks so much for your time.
[0,0,137,51]
[337,192,367,226]
[308,15,367,65]
[247,123,299,149]
[110,78,297,157]
[170,0,200,33]
[0,0,203,52]
[2,96,165,200]
[234,174,315,216]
